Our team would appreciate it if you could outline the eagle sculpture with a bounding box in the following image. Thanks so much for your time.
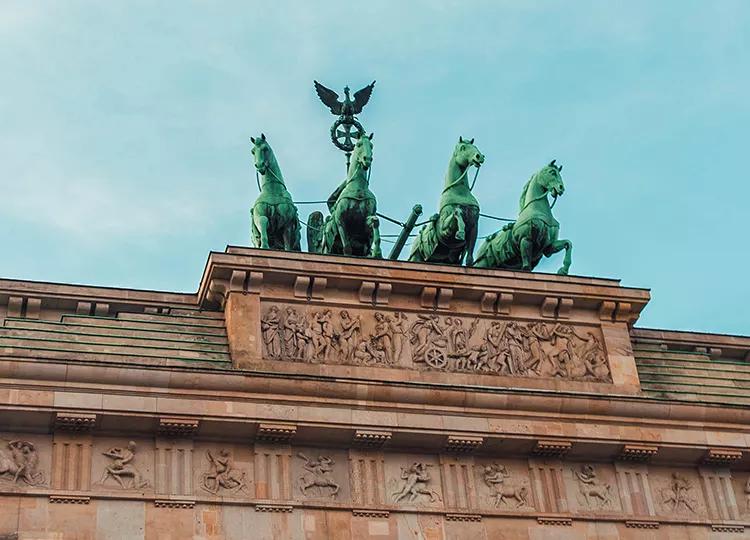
[314,80,376,117]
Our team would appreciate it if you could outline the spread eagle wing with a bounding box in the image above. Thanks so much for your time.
[314,80,342,115]
[352,80,376,114]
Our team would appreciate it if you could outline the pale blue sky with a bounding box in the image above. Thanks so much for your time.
[0,2,748,335]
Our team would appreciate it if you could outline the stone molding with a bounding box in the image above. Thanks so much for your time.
[625,520,659,529]
[532,440,572,458]
[255,503,294,513]
[352,430,392,448]
[256,423,297,443]
[54,412,97,432]
[702,448,743,466]
[154,499,196,509]
[49,495,90,504]
[444,435,484,453]
[352,509,389,518]
[537,516,573,526]
[445,513,482,522]
[711,524,745,533]
[157,417,200,437]
[618,444,659,462]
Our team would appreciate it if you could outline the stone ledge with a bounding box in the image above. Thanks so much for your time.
[154,499,195,509]
[352,509,389,518]
[537,516,572,526]
[256,423,297,443]
[49,495,90,504]
[445,513,482,522]
[353,429,392,448]
[625,520,659,529]
[54,412,97,432]
[255,503,294,513]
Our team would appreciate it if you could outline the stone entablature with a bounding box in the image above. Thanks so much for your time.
[2,248,750,538]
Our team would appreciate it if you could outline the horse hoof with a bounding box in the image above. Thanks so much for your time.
[557,268,569,276]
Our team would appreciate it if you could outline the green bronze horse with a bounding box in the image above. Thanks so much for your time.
[309,133,381,258]
[474,160,572,274]
[409,137,484,265]
[249,134,301,251]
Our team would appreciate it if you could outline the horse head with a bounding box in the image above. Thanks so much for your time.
[454,136,485,169]
[351,132,374,173]
[537,159,565,198]
[250,133,274,176]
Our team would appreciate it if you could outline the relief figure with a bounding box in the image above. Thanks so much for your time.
[201,449,248,495]
[98,441,149,489]
[482,464,528,508]
[0,440,45,486]
[574,464,612,509]
[261,305,282,358]
[297,453,339,498]
[338,310,361,361]
[392,462,441,504]
[659,473,698,514]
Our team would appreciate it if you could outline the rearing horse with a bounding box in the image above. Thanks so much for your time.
[312,133,381,258]
[250,134,301,251]
[409,137,484,265]
[474,160,572,274]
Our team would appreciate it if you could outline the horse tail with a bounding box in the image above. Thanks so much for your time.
[307,211,325,253]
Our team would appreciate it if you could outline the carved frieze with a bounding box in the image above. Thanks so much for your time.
[260,304,612,382]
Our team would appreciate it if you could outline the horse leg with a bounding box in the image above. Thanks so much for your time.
[367,215,382,258]
[454,209,466,241]
[334,210,352,255]
[520,236,534,271]
[544,239,573,275]
[255,213,270,249]
[464,219,478,266]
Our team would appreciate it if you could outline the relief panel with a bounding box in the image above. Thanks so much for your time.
[194,442,252,497]
[292,447,350,502]
[474,458,535,512]
[385,454,443,509]
[91,437,153,493]
[0,433,50,490]
[260,303,611,383]
[564,463,621,513]
[650,468,707,518]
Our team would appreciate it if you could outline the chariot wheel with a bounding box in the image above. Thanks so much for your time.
[330,118,364,152]
[425,347,448,369]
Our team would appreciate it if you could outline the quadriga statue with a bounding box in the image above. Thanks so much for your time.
[249,134,301,251]
[474,160,572,275]
[308,133,382,258]
[409,137,484,265]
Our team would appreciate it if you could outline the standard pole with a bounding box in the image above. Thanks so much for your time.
[388,204,423,260]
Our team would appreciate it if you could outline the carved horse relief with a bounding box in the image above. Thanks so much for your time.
[250,134,302,251]
[409,137,484,265]
[474,160,572,274]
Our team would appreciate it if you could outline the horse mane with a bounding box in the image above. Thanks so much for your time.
[518,174,535,211]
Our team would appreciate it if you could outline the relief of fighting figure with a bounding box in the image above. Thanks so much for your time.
[261,305,611,382]
[0,440,45,486]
